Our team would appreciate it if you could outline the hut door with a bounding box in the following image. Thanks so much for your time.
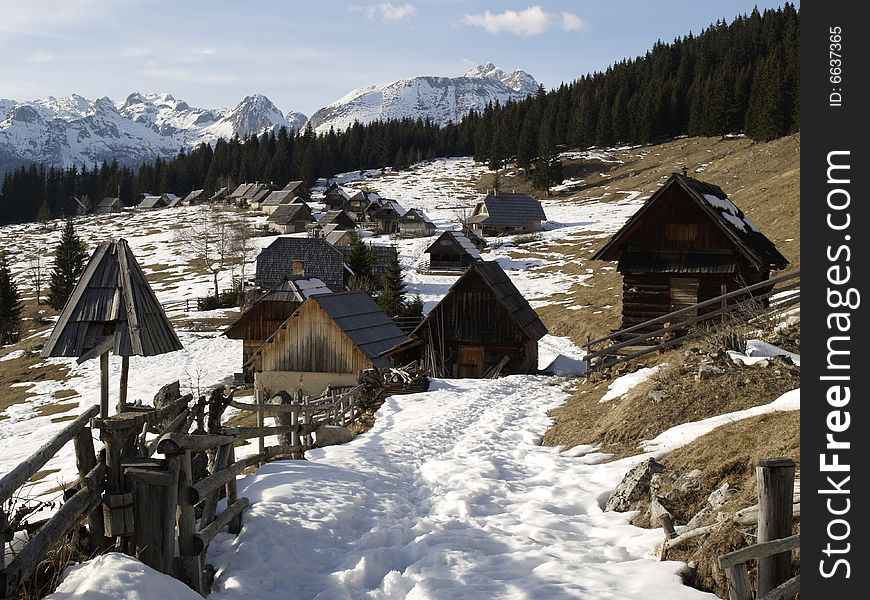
[457,346,484,378]
[669,277,699,316]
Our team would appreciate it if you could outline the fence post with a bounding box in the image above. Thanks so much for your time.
[255,389,265,456]
[176,450,203,594]
[756,458,796,597]
[225,445,242,534]
[290,406,300,459]
[0,508,6,571]
[73,426,106,552]
[724,563,752,600]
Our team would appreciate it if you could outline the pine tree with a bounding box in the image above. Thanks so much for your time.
[345,231,375,282]
[376,250,406,317]
[47,219,88,310]
[0,252,23,345]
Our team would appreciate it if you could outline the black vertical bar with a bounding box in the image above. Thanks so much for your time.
[802,1,869,597]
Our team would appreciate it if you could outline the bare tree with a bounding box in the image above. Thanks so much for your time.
[26,243,46,305]
[176,205,234,299]
[226,213,259,296]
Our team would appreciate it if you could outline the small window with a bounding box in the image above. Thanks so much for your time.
[292,260,305,275]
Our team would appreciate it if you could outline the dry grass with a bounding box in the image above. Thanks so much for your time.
[36,402,79,418]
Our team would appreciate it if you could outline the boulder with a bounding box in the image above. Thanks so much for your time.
[708,482,739,508]
[606,458,665,512]
[647,389,668,403]
[696,364,724,380]
[314,425,353,448]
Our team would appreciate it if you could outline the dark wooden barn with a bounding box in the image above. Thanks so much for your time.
[255,237,350,292]
[267,203,316,234]
[592,172,790,330]
[424,231,481,272]
[224,278,331,381]
[398,208,436,238]
[247,291,409,397]
[386,261,547,378]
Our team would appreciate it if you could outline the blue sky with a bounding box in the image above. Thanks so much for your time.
[0,1,797,116]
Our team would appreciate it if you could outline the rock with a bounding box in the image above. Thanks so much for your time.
[674,469,703,494]
[708,482,739,508]
[606,458,665,512]
[696,364,724,380]
[314,425,353,448]
[153,381,181,409]
[647,389,668,403]
[268,391,295,445]
[650,495,673,523]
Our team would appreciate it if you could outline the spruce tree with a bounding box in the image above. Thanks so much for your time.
[376,250,406,317]
[47,219,88,310]
[0,252,23,345]
[346,231,375,283]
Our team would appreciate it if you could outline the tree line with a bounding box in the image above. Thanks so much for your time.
[0,4,798,226]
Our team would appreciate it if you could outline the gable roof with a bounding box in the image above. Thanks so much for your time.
[592,173,789,270]
[283,181,305,193]
[325,229,353,246]
[318,210,357,230]
[255,237,348,291]
[182,189,205,204]
[267,203,315,225]
[409,261,547,342]
[400,208,436,228]
[230,183,254,197]
[41,240,182,359]
[98,197,122,208]
[261,189,298,207]
[469,193,547,226]
[137,195,165,209]
[209,186,229,200]
[424,230,481,259]
[312,292,409,365]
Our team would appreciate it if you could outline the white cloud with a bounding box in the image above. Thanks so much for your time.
[461,5,589,37]
[352,2,417,23]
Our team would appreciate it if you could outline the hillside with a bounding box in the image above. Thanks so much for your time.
[0,134,798,599]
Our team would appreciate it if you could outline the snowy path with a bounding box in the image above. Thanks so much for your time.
[206,377,715,600]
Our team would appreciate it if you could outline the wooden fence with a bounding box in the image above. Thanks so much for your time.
[0,383,368,598]
[583,270,800,372]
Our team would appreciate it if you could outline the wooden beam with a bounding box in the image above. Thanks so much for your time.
[76,336,114,365]
[119,356,130,412]
[156,432,236,455]
[193,498,249,554]
[0,405,100,505]
[718,534,800,570]
[100,351,110,419]
[756,458,796,597]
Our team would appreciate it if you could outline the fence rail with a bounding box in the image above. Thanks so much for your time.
[583,270,800,371]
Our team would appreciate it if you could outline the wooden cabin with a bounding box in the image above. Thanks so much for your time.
[468,192,546,236]
[282,180,311,203]
[248,291,408,397]
[95,197,124,214]
[61,195,89,216]
[424,231,481,272]
[224,278,331,381]
[592,172,790,331]
[316,210,357,232]
[323,183,352,211]
[181,189,205,206]
[325,229,354,248]
[267,203,316,234]
[399,208,436,238]
[137,195,166,210]
[370,203,403,234]
[461,225,487,250]
[386,261,547,378]
[255,237,350,292]
[209,187,229,203]
[339,244,398,281]
[259,189,303,215]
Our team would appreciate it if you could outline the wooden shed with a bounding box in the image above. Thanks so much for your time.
[468,192,546,236]
[137,195,166,210]
[322,183,352,211]
[424,231,480,273]
[224,278,331,381]
[209,187,229,203]
[282,180,311,203]
[386,261,547,378]
[592,172,789,330]
[248,291,409,396]
[266,203,316,234]
[95,197,124,214]
[398,208,436,238]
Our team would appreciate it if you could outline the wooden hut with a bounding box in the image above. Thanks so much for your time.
[317,210,357,231]
[282,180,311,203]
[399,208,436,238]
[322,183,352,211]
[137,195,166,210]
[209,187,229,203]
[181,189,205,205]
[247,291,408,396]
[592,172,790,330]
[62,196,89,216]
[325,229,354,248]
[95,197,124,214]
[255,237,350,292]
[424,231,480,272]
[386,261,547,378]
[40,239,183,417]
[468,192,546,236]
[224,278,331,381]
[461,225,487,250]
[266,203,316,234]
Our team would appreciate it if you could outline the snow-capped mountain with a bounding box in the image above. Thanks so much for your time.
[307,63,539,133]
[0,93,307,172]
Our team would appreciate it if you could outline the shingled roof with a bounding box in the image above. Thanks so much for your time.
[261,189,300,207]
[267,203,315,226]
[592,173,789,270]
[424,231,481,259]
[468,192,547,226]
[41,240,182,359]
[255,237,348,291]
[224,277,331,339]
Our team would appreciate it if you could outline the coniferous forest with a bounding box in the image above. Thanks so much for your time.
[0,4,799,226]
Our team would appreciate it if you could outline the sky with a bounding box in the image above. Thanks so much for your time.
[0,0,797,117]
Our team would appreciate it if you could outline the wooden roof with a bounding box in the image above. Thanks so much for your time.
[41,240,182,359]
[318,210,357,230]
[224,277,331,339]
[267,203,315,225]
[255,237,348,291]
[592,173,789,270]
[424,231,481,259]
[400,208,436,228]
[468,193,547,226]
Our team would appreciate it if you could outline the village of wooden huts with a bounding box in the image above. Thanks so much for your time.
[224,277,332,381]
[424,230,481,273]
[386,261,547,378]
[468,192,546,235]
[592,172,789,331]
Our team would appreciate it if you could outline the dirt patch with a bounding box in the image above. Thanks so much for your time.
[52,389,79,400]
[37,402,79,418]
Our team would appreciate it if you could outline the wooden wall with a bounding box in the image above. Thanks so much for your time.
[253,302,373,374]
